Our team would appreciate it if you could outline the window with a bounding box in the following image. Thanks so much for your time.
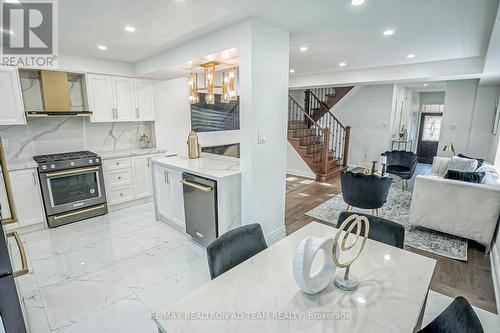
[421,115,442,142]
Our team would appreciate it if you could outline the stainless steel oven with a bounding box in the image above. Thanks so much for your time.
[34,151,108,227]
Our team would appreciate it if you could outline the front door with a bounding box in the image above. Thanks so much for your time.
[417,113,443,164]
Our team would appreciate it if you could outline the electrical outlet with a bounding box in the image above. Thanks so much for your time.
[258,132,266,144]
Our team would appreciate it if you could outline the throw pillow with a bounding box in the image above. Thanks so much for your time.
[457,153,485,169]
[446,156,478,173]
[444,170,485,183]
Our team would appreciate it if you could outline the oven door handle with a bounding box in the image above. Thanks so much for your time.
[45,166,100,178]
[6,231,29,278]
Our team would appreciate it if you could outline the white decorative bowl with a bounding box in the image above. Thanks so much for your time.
[292,236,337,295]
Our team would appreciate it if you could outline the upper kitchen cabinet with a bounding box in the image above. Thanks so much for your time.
[0,67,26,125]
[134,79,155,121]
[87,74,155,123]
[87,74,114,122]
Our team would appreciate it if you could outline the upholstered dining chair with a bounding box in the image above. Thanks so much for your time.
[340,170,393,216]
[417,296,484,333]
[337,212,405,249]
[206,223,268,279]
[382,150,418,190]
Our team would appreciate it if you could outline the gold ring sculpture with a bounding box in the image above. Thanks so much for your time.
[332,214,369,291]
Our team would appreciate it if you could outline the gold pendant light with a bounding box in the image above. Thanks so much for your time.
[188,61,237,105]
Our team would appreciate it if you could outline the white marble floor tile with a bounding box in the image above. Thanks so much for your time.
[30,246,107,289]
[137,268,209,311]
[423,290,500,332]
[25,306,51,333]
[111,245,194,290]
[54,298,157,333]
[39,268,134,331]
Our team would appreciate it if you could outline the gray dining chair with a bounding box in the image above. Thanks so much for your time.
[417,296,483,333]
[337,212,405,249]
[206,223,267,279]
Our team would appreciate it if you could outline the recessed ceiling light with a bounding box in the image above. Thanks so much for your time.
[351,0,365,5]
[383,29,394,36]
[97,45,107,50]
[0,28,14,35]
[300,46,308,52]
[423,83,428,87]
[124,26,136,32]
[339,62,346,67]
[407,54,415,59]
[289,69,296,73]
[187,60,193,65]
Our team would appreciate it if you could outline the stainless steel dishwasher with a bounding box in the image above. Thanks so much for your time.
[181,173,218,246]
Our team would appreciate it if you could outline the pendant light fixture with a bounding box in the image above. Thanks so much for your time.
[188,61,237,105]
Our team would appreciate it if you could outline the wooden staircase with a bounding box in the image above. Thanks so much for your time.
[305,86,354,122]
[288,94,351,181]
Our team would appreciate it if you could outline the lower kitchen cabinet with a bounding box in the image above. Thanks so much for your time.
[152,163,185,231]
[0,168,46,229]
[103,153,162,206]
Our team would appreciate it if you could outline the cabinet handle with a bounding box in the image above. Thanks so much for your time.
[112,108,115,119]
[147,157,151,167]
[115,108,119,118]
[163,170,170,184]
[32,171,37,185]
[6,232,29,278]
[136,108,139,118]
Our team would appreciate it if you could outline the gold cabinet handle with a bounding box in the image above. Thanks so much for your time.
[147,156,151,167]
[53,204,105,220]
[163,170,170,184]
[46,166,100,178]
[6,231,29,278]
[180,179,213,192]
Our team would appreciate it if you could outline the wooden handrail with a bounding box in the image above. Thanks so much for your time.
[343,126,351,168]
[308,90,346,128]
[288,95,322,129]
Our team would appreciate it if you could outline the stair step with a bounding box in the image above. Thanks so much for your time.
[289,128,316,138]
[299,136,322,146]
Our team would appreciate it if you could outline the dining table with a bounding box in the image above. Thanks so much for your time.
[153,221,436,333]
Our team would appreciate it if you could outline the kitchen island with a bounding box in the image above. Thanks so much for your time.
[151,153,241,245]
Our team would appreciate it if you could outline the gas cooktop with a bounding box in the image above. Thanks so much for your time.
[33,151,97,163]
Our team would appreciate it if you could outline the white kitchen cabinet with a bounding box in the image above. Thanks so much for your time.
[87,74,114,122]
[0,169,46,228]
[134,79,155,121]
[0,67,26,125]
[87,74,137,122]
[112,77,135,121]
[132,155,153,199]
[153,163,185,230]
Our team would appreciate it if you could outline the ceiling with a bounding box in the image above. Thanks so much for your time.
[3,0,499,77]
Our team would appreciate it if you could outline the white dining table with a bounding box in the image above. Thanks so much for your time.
[154,222,436,333]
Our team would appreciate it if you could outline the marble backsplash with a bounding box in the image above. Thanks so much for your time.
[0,118,155,161]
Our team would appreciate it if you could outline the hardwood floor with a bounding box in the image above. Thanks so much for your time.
[284,174,497,314]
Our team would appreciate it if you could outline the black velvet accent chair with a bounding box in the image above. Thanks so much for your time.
[340,171,393,215]
[337,212,405,249]
[382,150,418,190]
[418,296,484,333]
[206,223,267,280]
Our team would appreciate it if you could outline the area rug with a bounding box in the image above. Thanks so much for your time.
[305,180,468,261]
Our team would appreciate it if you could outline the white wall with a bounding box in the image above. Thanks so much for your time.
[147,18,289,242]
[333,85,394,167]
[439,80,479,156]
[420,91,445,104]
[469,86,500,161]
[286,142,315,179]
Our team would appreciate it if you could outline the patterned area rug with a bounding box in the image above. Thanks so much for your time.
[305,180,468,261]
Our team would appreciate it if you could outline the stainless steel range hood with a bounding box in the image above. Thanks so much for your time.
[20,69,92,117]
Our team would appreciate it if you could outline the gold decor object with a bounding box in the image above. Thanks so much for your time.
[187,131,201,159]
[362,168,372,176]
[187,61,237,104]
[443,142,456,155]
[332,214,369,291]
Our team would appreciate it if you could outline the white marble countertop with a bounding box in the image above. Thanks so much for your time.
[152,153,240,180]
[97,148,171,160]
[154,222,436,333]
[4,159,37,171]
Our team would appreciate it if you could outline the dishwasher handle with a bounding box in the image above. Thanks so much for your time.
[180,179,213,192]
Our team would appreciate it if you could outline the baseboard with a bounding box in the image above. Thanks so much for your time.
[286,168,315,179]
[108,196,153,212]
[265,226,286,245]
[490,243,500,324]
